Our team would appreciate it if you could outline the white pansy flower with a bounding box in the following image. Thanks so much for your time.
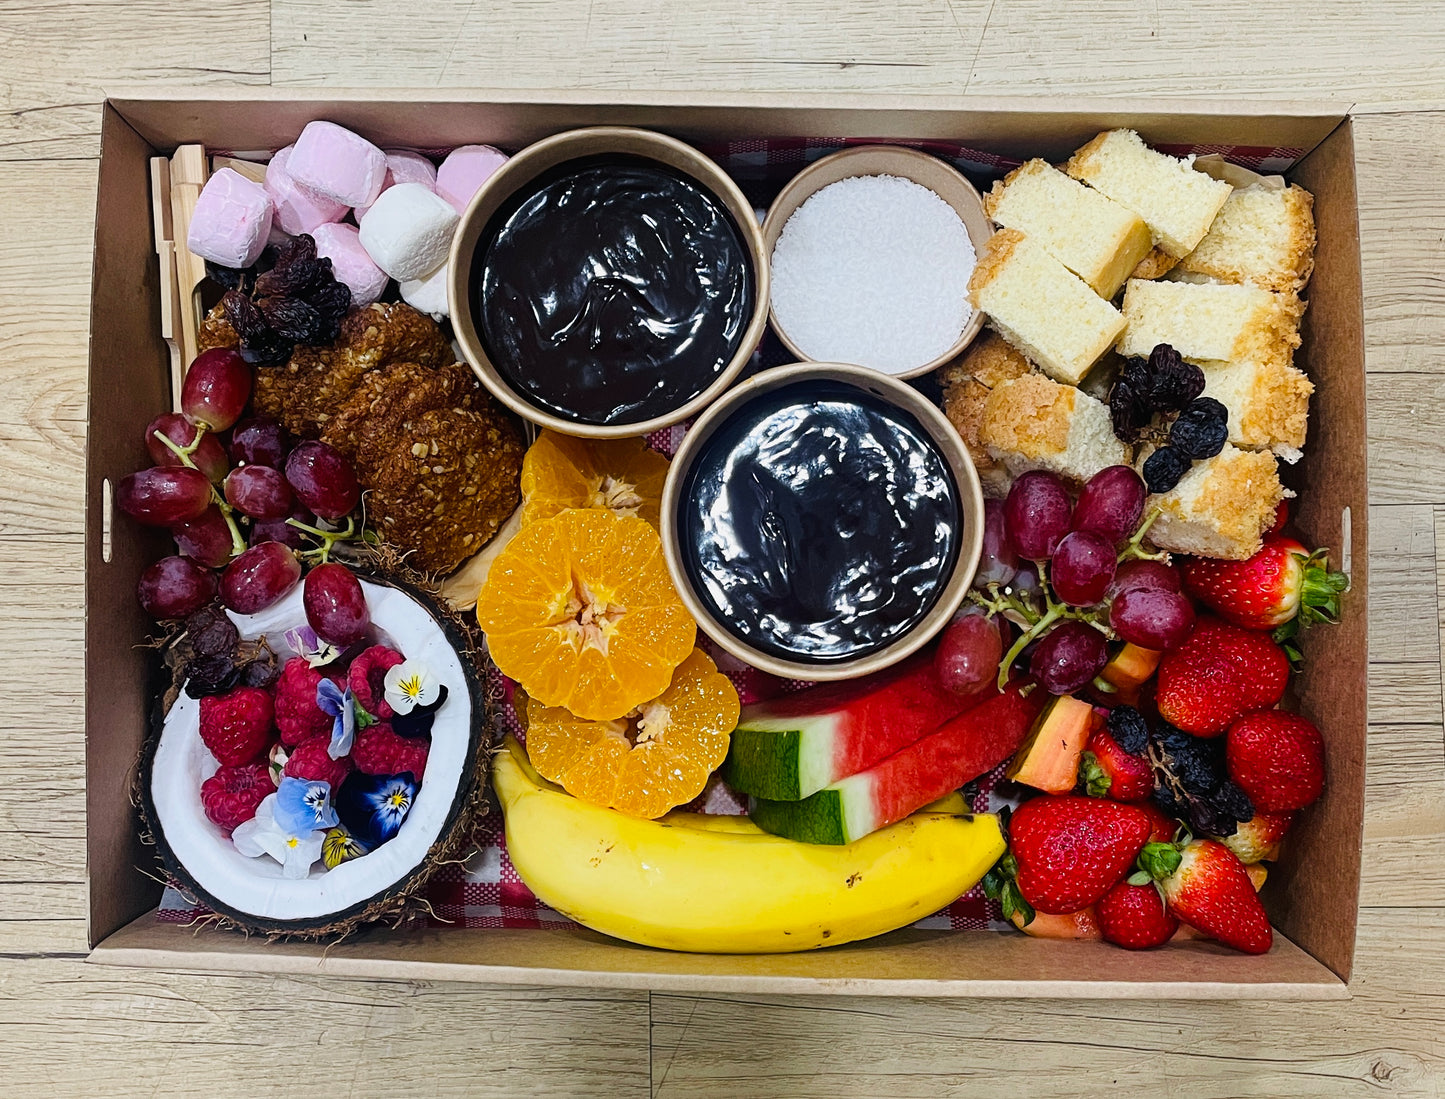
[383,659,440,715]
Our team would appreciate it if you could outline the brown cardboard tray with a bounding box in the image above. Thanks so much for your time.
[84,91,1367,997]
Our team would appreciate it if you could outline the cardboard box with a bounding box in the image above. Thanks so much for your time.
[85,91,1367,998]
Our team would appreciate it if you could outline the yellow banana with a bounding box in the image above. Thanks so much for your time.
[492,737,1005,953]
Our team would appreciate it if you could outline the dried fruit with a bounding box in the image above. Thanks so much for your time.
[1148,721,1254,838]
[1144,344,1205,412]
[1109,376,1152,442]
[1169,397,1229,460]
[524,648,739,818]
[1142,446,1192,494]
[218,234,351,366]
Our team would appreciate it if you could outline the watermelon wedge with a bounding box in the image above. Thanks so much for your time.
[723,655,987,801]
[749,685,1045,845]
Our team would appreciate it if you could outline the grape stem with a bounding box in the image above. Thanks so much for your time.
[286,515,357,564]
[1118,508,1169,564]
[151,425,246,556]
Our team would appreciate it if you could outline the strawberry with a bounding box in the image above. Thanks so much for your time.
[1156,618,1290,737]
[1267,500,1289,537]
[1080,726,1153,802]
[198,686,275,766]
[1180,534,1348,636]
[1218,811,1294,863]
[1139,801,1183,844]
[1226,710,1326,811]
[1138,838,1272,954]
[1097,880,1178,949]
[1008,795,1154,915]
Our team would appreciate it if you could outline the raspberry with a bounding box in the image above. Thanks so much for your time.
[198,686,275,766]
[274,657,337,746]
[200,761,274,833]
[283,733,352,791]
[352,723,429,778]
[349,645,405,720]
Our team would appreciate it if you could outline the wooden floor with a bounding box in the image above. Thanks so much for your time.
[3,2,1444,1094]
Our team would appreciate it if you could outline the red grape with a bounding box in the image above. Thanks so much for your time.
[173,506,236,568]
[933,610,1004,695]
[137,555,217,619]
[1004,471,1072,560]
[145,413,230,482]
[229,417,289,468]
[1072,465,1146,545]
[1029,620,1108,695]
[1011,561,1042,599]
[181,348,252,431]
[303,562,370,646]
[1051,530,1117,606]
[1106,559,1182,603]
[224,464,294,520]
[250,502,314,550]
[1110,588,1196,650]
[220,541,301,614]
[285,441,360,520]
[117,467,213,526]
[973,499,1019,588]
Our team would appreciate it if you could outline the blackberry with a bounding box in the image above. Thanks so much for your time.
[1144,344,1205,412]
[1142,446,1193,494]
[1169,397,1229,460]
[1105,705,1150,755]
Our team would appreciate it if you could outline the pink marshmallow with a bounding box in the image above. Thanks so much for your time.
[287,121,388,207]
[186,168,274,269]
[354,150,439,224]
[265,145,348,236]
[436,145,509,215]
[310,223,390,308]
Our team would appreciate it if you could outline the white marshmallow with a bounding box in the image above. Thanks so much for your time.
[265,144,348,236]
[400,263,451,320]
[288,121,389,207]
[311,223,390,308]
[186,168,274,268]
[357,183,459,281]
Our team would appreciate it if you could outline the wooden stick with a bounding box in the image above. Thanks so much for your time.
[211,155,267,184]
[168,144,210,374]
[149,157,185,409]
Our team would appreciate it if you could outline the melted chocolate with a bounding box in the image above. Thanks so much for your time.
[474,155,752,425]
[679,381,961,664]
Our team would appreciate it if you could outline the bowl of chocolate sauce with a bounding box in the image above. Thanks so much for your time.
[449,127,769,438]
[661,363,984,680]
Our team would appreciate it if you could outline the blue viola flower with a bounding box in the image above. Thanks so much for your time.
[336,771,417,849]
[316,678,357,760]
[273,776,339,835]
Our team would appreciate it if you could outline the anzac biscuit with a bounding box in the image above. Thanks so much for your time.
[323,360,483,479]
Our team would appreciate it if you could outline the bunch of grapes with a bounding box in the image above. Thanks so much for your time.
[121,348,371,647]
[936,465,1195,698]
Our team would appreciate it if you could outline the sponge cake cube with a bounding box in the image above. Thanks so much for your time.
[1178,183,1317,293]
[978,373,1129,485]
[1200,358,1314,460]
[938,332,1033,498]
[984,159,1153,298]
[1066,129,1233,259]
[968,228,1125,386]
[1145,445,1287,561]
[1118,278,1304,370]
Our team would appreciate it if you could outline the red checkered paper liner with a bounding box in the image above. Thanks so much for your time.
[157,135,1304,935]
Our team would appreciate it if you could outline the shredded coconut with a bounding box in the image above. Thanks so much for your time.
[769,174,976,375]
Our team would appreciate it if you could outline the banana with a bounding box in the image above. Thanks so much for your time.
[492,736,1005,953]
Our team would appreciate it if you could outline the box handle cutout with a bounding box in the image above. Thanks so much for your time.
[101,478,114,564]
[1339,506,1351,581]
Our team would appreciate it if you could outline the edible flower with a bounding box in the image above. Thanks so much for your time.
[273,776,339,834]
[284,624,341,669]
[336,772,418,848]
[232,794,326,879]
[321,826,368,869]
[384,660,440,715]
[316,679,357,760]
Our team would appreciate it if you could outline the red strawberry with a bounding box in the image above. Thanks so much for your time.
[274,657,338,746]
[1226,711,1325,811]
[1140,838,1272,954]
[283,733,352,791]
[1267,501,1289,537]
[1008,795,1154,915]
[1181,534,1348,633]
[1080,726,1153,802]
[352,722,429,777]
[1139,801,1182,844]
[200,760,274,833]
[1097,880,1178,949]
[198,686,275,765]
[1217,810,1294,863]
[1156,618,1290,737]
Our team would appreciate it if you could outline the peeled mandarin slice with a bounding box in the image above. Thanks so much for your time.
[526,648,741,819]
[520,430,671,529]
[477,508,695,721]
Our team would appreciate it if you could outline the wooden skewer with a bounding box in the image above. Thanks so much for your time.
[211,155,268,185]
[149,156,184,409]
[168,144,210,378]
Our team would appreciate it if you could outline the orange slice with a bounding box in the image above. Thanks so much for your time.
[524,648,741,818]
[520,430,671,529]
[477,508,695,721]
